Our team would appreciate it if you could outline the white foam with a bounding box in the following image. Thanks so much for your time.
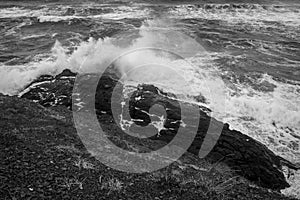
[0,17,299,197]
[216,74,300,162]
[169,4,300,27]
[0,40,68,95]
[0,19,203,95]
[282,170,300,199]
[38,15,84,23]
[0,5,149,22]
[0,6,62,19]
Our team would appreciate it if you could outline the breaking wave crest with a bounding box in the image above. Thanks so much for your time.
[0,2,299,197]
[0,19,299,189]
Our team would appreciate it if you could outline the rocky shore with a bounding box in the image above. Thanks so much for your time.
[1,69,299,199]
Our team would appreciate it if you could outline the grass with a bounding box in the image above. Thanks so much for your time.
[74,157,95,170]
[59,178,84,191]
[99,176,124,194]
[1,94,298,200]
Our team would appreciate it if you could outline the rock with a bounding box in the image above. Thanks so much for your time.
[127,84,290,190]
[1,92,296,199]
[55,69,77,79]
[20,70,76,109]
[20,69,296,190]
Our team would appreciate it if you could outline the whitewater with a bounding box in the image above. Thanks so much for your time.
[0,0,299,197]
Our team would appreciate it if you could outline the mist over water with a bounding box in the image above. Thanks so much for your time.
[0,0,299,197]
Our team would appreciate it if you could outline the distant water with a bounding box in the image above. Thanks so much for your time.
[0,0,299,197]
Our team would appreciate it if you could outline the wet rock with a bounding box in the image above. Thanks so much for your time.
[127,84,290,190]
[20,69,296,190]
[20,70,76,109]
[55,69,77,79]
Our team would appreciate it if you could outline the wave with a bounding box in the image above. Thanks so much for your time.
[0,5,150,22]
[0,19,205,94]
[1,18,299,143]
[0,19,299,141]
[0,6,58,19]
[220,73,300,156]
[169,3,300,27]
[201,3,267,10]
[197,3,298,11]
[0,17,299,197]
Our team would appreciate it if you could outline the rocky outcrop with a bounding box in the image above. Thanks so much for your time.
[20,69,76,109]
[20,69,299,190]
[127,84,290,190]
[1,92,297,200]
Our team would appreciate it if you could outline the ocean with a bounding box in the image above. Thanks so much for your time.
[0,0,299,197]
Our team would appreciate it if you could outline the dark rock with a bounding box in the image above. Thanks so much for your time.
[55,69,77,79]
[20,69,298,190]
[127,84,290,190]
[1,92,297,199]
[20,70,76,109]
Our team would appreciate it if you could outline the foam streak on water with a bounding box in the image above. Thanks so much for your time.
[0,1,299,198]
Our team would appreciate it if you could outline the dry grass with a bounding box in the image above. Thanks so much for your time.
[59,178,84,191]
[99,176,124,194]
[147,159,245,198]
[74,157,95,169]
